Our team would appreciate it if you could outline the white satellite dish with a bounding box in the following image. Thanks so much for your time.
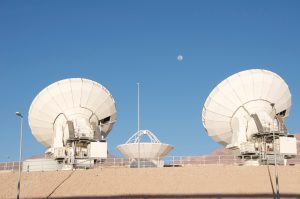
[28,78,116,168]
[117,83,173,167]
[117,130,174,167]
[202,69,297,165]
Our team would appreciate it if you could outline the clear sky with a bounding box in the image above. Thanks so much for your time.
[1,1,300,162]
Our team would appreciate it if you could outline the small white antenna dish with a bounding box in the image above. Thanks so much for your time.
[28,78,116,168]
[117,83,173,167]
[117,129,173,168]
[202,69,297,165]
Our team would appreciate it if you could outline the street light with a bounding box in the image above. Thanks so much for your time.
[15,112,23,199]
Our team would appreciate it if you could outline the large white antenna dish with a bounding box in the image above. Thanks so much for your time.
[28,78,116,168]
[29,78,116,147]
[202,69,291,145]
[202,69,297,165]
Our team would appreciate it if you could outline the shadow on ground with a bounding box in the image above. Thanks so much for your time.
[43,193,300,199]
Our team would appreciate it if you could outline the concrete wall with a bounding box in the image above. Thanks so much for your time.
[1,165,300,199]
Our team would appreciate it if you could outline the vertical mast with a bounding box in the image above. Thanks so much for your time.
[137,82,140,168]
[137,82,140,133]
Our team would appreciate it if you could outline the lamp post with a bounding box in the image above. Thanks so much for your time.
[16,112,23,199]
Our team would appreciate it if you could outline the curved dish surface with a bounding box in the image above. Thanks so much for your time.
[28,78,116,147]
[202,69,291,145]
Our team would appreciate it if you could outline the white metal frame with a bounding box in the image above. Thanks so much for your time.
[125,130,161,144]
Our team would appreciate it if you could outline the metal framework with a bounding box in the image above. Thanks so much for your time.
[125,130,161,144]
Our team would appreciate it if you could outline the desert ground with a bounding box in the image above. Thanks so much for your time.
[0,165,300,199]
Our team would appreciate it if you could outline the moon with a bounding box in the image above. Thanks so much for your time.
[177,55,183,61]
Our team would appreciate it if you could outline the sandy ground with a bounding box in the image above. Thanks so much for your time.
[0,165,300,199]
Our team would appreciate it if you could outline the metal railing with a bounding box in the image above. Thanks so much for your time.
[0,161,21,172]
[1,155,300,172]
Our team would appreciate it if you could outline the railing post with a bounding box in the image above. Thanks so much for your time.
[218,156,221,165]
[180,156,182,166]
[172,156,175,167]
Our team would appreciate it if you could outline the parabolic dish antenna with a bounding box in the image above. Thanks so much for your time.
[202,69,291,145]
[29,78,116,147]
[28,78,116,168]
[202,69,297,165]
[117,130,174,167]
[117,83,173,167]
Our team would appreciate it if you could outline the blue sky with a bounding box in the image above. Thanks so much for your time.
[1,1,300,161]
